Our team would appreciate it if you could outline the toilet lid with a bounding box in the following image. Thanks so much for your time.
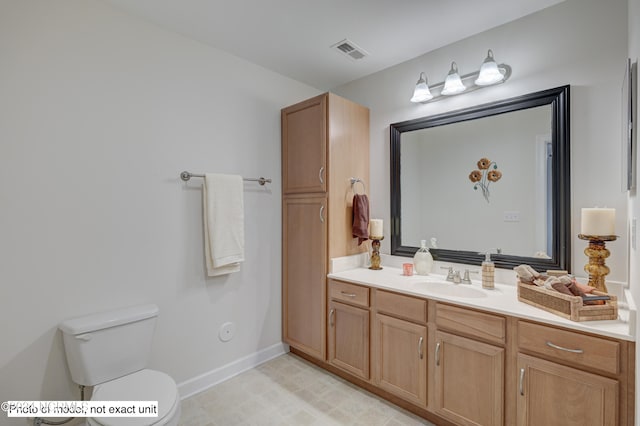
[91,369,178,426]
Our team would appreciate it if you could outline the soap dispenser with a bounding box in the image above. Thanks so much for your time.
[481,252,495,289]
[414,240,434,275]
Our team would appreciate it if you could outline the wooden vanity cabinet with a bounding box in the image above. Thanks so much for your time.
[282,196,327,359]
[516,320,634,426]
[433,303,505,426]
[327,280,370,379]
[281,93,369,361]
[373,290,428,407]
[516,353,618,426]
[293,278,634,426]
[282,94,327,194]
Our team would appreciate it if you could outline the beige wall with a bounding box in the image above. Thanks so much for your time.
[0,1,318,424]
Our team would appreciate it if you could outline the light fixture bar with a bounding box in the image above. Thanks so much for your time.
[410,50,512,103]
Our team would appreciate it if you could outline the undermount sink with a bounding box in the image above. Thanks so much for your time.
[412,281,487,299]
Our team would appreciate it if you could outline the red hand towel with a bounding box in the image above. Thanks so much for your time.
[352,194,369,245]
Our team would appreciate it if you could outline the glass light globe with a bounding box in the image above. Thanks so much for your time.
[475,50,505,86]
[410,73,433,102]
[441,62,466,95]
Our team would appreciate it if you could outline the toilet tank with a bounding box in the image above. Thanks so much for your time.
[59,304,159,386]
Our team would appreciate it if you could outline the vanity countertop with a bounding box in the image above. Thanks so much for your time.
[328,266,636,342]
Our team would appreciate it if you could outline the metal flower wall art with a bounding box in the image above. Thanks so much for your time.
[469,157,502,203]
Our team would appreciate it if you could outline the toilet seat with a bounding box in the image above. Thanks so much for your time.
[87,369,180,426]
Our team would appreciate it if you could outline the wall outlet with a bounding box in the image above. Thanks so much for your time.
[503,211,520,222]
[218,322,236,342]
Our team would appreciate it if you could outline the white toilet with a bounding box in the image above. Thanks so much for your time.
[59,304,181,426]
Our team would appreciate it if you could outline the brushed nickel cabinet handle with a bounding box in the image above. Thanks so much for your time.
[340,291,357,297]
[546,341,584,354]
[318,167,325,184]
[435,342,441,366]
[319,205,325,223]
[519,368,525,396]
[418,337,424,359]
[329,309,335,327]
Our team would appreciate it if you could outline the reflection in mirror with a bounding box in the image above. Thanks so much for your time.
[390,86,570,271]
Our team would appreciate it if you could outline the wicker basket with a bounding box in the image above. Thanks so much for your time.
[517,281,618,321]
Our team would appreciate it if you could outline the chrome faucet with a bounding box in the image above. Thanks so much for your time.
[461,269,478,284]
[441,266,455,282]
[452,270,461,284]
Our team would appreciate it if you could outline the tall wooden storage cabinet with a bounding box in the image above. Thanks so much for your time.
[282,93,369,360]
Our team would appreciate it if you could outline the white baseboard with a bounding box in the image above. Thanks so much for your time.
[177,342,290,399]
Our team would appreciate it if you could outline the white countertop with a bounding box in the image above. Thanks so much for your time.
[328,265,635,342]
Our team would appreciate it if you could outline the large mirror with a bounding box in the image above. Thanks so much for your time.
[390,86,570,271]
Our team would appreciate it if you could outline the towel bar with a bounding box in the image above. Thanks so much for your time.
[180,171,272,186]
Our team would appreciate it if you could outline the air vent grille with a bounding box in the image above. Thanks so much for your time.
[331,39,368,61]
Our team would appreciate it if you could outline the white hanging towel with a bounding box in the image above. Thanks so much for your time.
[203,173,245,276]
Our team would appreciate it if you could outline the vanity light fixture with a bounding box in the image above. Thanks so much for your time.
[409,72,433,102]
[475,50,504,86]
[410,49,511,103]
[441,62,466,95]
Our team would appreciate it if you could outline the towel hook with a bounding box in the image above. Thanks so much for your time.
[350,177,366,195]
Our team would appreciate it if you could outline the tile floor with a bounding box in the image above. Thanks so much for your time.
[180,353,435,426]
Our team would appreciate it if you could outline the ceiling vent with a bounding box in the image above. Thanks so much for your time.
[331,39,369,60]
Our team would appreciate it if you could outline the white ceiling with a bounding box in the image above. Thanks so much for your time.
[101,0,564,90]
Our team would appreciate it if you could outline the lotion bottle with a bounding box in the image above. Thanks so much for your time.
[481,252,495,289]
[414,240,433,275]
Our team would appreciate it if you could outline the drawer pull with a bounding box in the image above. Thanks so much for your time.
[318,167,325,184]
[519,368,525,396]
[340,291,357,298]
[435,342,441,366]
[545,341,584,354]
[418,337,424,359]
[329,309,335,327]
[319,205,325,223]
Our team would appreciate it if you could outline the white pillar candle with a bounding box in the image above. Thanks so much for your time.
[370,219,383,237]
[581,208,616,236]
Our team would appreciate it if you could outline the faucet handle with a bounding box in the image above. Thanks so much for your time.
[440,266,454,281]
[462,269,479,284]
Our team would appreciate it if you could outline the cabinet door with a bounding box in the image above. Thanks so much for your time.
[282,196,327,360]
[517,353,618,426]
[434,331,504,426]
[374,313,427,407]
[282,94,327,194]
[328,300,370,379]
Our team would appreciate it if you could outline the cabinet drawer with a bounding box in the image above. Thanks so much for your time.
[435,303,506,346]
[375,290,427,323]
[518,321,620,375]
[329,280,370,307]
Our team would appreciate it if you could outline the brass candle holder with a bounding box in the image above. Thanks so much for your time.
[369,236,384,270]
[578,234,617,292]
